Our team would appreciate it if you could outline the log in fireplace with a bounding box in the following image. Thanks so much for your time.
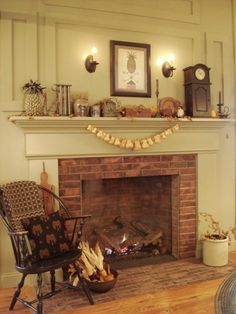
[59,154,197,266]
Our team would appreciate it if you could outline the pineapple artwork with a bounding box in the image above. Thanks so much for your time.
[117,46,145,92]
[126,51,137,90]
[22,79,46,116]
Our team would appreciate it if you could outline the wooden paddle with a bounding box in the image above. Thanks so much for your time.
[39,162,55,215]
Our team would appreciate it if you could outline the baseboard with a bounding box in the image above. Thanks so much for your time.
[0,269,63,288]
[0,271,24,288]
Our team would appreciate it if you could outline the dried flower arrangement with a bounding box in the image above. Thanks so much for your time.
[68,241,115,287]
[199,212,235,242]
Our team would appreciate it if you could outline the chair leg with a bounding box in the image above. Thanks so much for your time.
[9,273,27,310]
[36,273,43,314]
[50,270,56,293]
[75,264,94,305]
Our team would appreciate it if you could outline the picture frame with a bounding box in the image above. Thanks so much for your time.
[110,40,151,97]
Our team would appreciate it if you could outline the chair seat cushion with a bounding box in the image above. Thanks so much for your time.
[21,211,71,262]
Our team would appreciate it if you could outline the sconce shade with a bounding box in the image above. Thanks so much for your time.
[162,61,176,78]
[85,55,99,73]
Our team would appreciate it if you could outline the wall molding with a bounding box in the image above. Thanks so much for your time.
[42,0,201,25]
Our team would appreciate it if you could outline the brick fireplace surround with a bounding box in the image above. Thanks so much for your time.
[58,154,197,259]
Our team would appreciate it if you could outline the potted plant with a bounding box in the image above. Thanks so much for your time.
[199,212,235,266]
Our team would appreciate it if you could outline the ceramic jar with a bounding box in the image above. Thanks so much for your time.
[203,236,228,266]
[74,98,89,116]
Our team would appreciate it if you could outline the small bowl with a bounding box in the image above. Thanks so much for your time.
[84,269,118,293]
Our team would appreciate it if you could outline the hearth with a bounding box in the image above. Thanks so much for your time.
[81,175,173,262]
[59,154,197,264]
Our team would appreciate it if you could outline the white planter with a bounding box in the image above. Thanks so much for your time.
[203,236,229,266]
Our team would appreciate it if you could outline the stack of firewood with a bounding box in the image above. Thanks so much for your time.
[93,216,167,255]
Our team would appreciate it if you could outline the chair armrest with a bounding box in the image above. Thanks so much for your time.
[8,230,32,267]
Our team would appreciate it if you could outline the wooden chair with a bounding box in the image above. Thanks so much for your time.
[0,180,94,314]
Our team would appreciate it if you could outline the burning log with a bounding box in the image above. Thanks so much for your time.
[142,227,163,246]
[131,220,153,236]
[114,216,145,236]
[94,228,121,253]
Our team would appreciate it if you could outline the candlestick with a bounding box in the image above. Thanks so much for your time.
[219,91,221,104]
[155,79,159,98]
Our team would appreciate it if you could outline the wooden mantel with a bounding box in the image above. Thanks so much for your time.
[8,115,235,132]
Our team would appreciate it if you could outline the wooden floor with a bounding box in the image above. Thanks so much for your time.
[1,252,236,314]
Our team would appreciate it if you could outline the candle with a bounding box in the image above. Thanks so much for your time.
[219,91,221,104]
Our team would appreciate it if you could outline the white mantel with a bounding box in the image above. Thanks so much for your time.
[8,116,235,158]
[8,116,234,130]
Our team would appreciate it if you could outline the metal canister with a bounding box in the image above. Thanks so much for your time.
[90,104,101,117]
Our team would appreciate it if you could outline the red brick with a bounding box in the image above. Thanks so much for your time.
[100,156,123,164]
[180,187,196,194]
[160,155,173,161]
[123,156,143,163]
[179,219,196,227]
[179,213,196,220]
[187,161,196,167]
[179,206,197,214]
[102,172,125,179]
[59,188,80,197]
[59,181,81,189]
[58,166,69,175]
[180,200,196,207]
[180,181,195,188]
[125,170,142,177]
[180,174,196,182]
[179,251,196,258]
[79,157,102,164]
[179,226,196,233]
[180,168,196,174]
[80,173,104,180]
[162,169,179,175]
[170,161,187,168]
[142,169,164,176]
[58,159,78,166]
[59,174,80,182]
[180,239,196,246]
[141,155,161,162]
[179,194,196,201]
[180,233,196,240]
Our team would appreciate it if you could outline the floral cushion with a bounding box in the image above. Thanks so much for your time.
[21,211,70,262]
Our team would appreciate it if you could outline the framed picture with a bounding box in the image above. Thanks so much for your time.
[110,40,151,97]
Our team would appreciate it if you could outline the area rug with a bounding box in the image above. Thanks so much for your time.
[44,258,235,313]
[215,270,236,314]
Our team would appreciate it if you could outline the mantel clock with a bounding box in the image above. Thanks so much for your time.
[183,64,211,117]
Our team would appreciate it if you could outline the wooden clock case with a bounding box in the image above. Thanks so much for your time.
[183,64,211,117]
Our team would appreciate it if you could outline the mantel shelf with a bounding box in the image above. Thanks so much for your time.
[8,115,235,132]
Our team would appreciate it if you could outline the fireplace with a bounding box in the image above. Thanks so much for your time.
[59,154,197,263]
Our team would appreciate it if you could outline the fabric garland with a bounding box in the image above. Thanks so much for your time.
[86,124,180,151]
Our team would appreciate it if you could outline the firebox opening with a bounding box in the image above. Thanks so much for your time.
[82,175,178,268]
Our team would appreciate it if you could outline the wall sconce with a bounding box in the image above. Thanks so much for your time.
[162,61,176,78]
[162,53,176,78]
[85,47,99,73]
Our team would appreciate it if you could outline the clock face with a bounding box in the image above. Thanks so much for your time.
[195,68,206,80]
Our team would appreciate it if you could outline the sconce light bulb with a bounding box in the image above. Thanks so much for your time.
[91,47,97,56]
[157,58,163,67]
[167,53,175,65]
